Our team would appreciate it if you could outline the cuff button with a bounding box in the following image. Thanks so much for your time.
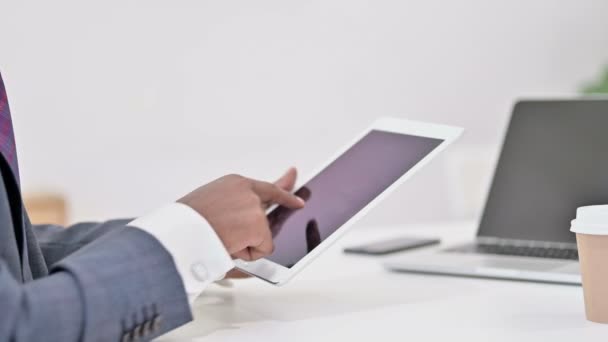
[191,262,209,281]
[144,319,154,336]
[122,331,135,342]
[136,323,147,339]
[153,315,163,332]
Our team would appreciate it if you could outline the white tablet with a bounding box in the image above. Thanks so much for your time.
[234,117,463,285]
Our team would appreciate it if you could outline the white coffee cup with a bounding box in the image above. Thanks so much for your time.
[571,205,608,324]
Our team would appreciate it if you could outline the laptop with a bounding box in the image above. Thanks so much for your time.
[386,99,608,285]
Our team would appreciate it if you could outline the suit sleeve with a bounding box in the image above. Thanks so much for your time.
[32,219,132,267]
[0,225,193,342]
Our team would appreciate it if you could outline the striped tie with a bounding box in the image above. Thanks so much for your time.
[0,73,20,183]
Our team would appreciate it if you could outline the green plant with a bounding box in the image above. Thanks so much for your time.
[583,66,608,94]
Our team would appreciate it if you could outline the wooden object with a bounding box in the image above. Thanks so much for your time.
[23,193,68,226]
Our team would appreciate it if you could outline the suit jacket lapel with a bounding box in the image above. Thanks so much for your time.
[0,152,27,280]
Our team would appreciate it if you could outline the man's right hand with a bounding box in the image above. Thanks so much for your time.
[178,172,305,262]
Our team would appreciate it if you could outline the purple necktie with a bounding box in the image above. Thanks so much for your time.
[0,73,20,182]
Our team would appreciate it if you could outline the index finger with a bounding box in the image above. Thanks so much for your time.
[251,180,305,209]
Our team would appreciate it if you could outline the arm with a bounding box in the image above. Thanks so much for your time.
[11,169,303,341]
[33,168,303,272]
[1,225,191,342]
[32,218,132,268]
[31,206,236,300]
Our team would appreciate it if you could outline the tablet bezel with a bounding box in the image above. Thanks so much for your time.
[234,117,463,285]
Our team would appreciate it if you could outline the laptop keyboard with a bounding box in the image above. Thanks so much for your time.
[446,242,579,261]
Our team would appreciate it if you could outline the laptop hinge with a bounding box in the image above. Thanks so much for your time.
[475,236,577,249]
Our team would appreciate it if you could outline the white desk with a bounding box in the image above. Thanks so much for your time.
[161,222,608,341]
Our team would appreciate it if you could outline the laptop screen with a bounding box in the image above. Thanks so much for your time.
[478,100,608,243]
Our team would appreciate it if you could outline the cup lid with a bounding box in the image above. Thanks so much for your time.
[570,205,608,235]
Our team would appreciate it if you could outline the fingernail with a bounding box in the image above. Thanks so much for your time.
[297,196,306,206]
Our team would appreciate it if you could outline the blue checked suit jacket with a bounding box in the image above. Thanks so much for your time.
[0,145,192,339]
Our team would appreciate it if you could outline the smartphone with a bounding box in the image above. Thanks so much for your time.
[344,237,440,255]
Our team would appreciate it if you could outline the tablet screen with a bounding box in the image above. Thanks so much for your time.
[267,130,443,267]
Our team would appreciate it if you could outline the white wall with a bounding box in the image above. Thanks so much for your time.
[1,0,607,225]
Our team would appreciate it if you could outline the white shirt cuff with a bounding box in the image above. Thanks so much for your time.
[129,203,235,301]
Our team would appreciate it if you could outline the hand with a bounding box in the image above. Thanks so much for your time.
[225,168,299,280]
[178,168,304,262]
[224,269,251,279]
